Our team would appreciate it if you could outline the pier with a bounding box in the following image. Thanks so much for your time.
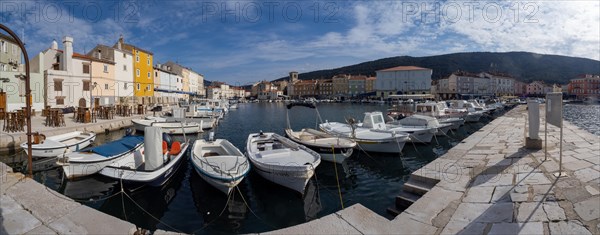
[0,161,180,234]
[266,105,600,234]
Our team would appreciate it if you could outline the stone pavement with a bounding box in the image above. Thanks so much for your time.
[263,105,599,234]
[0,162,180,234]
[399,105,599,234]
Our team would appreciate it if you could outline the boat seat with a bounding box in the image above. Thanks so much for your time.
[162,141,168,154]
[203,152,220,157]
[169,141,181,155]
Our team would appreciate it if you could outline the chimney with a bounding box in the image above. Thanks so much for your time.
[97,49,102,59]
[118,34,124,50]
[61,36,73,72]
[51,40,58,50]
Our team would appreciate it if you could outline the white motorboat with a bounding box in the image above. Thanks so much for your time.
[192,137,250,195]
[414,102,465,130]
[447,100,484,123]
[20,131,96,158]
[147,115,215,130]
[388,114,452,139]
[246,132,321,194]
[285,102,356,163]
[57,135,145,179]
[133,118,202,134]
[99,127,190,188]
[319,112,410,153]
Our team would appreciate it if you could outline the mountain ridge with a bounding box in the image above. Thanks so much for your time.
[273,52,600,84]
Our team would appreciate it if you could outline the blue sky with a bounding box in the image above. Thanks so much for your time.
[1,0,599,85]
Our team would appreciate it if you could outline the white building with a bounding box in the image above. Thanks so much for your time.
[258,90,282,100]
[527,81,546,96]
[35,37,99,108]
[154,64,182,105]
[375,66,432,98]
[481,72,515,97]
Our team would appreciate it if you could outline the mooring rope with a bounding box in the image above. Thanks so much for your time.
[235,186,277,229]
[331,145,344,209]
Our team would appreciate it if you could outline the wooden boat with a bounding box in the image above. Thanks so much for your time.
[20,131,96,157]
[99,127,190,188]
[57,135,144,179]
[191,138,250,195]
[246,132,321,194]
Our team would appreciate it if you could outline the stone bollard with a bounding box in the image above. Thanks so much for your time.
[526,100,542,149]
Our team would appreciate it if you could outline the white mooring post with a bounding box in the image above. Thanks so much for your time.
[545,92,566,178]
[525,100,542,149]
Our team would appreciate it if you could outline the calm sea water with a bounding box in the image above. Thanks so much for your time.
[3,103,516,234]
[564,104,600,135]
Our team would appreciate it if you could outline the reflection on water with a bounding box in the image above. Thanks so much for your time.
[0,103,531,234]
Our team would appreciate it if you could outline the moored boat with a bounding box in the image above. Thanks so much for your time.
[20,131,96,158]
[192,137,250,195]
[99,127,190,188]
[57,134,144,179]
[246,132,321,194]
[133,118,202,134]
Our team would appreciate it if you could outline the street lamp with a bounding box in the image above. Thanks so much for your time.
[1,23,34,177]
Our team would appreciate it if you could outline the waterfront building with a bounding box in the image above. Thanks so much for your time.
[0,33,22,72]
[526,81,546,96]
[116,36,154,105]
[257,90,283,100]
[375,66,432,98]
[287,71,299,97]
[365,76,376,93]
[568,74,600,99]
[348,75,367,97]
[87,43,134,104]
[293,79,318,98]
[514,80,528,96]
[87,51,116,106]
[332,74,350,99]
[317,79,333,98]
[481,72,515,97]
[207,84,237,99]
[154,64,181,105]
[36,37,110,108]
[1,48,45,111]
[163,61,204,100]
[434,71,490,99]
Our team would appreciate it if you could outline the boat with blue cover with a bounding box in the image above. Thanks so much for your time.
[99,127,190,188]
[57,134,145,179]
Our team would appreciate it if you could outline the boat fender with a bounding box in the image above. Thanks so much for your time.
[162,133,173,149]
[125,128,134,136]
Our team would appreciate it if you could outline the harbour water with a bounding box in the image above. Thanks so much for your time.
[3,102,595,234]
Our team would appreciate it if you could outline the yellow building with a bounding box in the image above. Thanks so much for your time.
[116,36,154,104]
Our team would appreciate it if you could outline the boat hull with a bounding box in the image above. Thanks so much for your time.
[21,132,96,158]
[465,113,482,122]
[252,163,315,194]
[193,165,244,195]
[354,138,407,153]
[59,146,142,179]
[133,120,201,134]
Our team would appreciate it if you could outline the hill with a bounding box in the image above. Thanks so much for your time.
[274,52,600,84]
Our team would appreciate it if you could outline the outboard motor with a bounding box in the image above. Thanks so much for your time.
[162,132,173,148]
[125,128,134,136]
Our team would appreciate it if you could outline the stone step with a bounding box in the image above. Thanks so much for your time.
[403,179,434,196]
[386,206,402,216]
[395,191,422,209]
[409,173,440,186]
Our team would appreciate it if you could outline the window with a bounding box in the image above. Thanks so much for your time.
[147,85,150,91]
[1,41,5,53]
[83,64,90,74]
[123,52,126,58]
[103,65,108,73]
[83,81,90,91]
[123,65,127,71]
[147,58,150,65]
[56,97,64,105]
[136,69,140,77]
[54,80,62,91]
[137,83,140,90]
[103,84,108,90]
[0,64,4,71]
[12,45,17,55]
[124,82,128,89]
[147,72,151,78]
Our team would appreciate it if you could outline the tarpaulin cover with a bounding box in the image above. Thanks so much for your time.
[88,136,144,157]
